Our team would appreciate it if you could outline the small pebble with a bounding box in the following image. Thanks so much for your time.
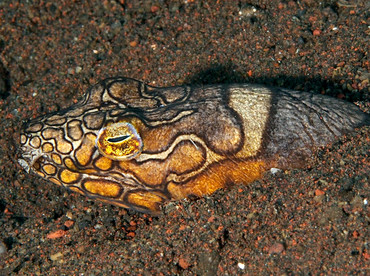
[178,257,191,269]
[66,211,73,220]
[75,66,82,74]
[151,6,159,13]
[50,252,63,261]
[270,168,281,174]
[268,242,285,254]
[0,241,7,255]
[46,230,67,239]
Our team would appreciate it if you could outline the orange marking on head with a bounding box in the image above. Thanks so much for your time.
[52,153,62,165]
[67,120,83,140]
[119,140,205,186]
[20,134,27,145]
[94,156,113,171]
[45,115,66,125]
[167,141,205,173]
[49,177,62,186]
[41,128,59,139]
[56,140,73,154]
[140,124,175,152]
[60,169,81,184]
[42,164,56,175]
[64,157,78,170]
[30,136,41,148]
[75,133,96,166]
[36,171,45,178]
[69,186,83,194]
[42,142,54,153]
[83,180,122,198]
[167,159,267,200]
[119,161,163,186]
[126,191,165,212]
[26,122,42,132]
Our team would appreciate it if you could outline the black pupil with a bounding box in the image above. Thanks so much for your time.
[107,135,130,143]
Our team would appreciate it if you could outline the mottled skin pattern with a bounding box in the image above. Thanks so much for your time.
[19,77,369,214]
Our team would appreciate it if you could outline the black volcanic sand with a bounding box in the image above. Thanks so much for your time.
[0,1,369,274]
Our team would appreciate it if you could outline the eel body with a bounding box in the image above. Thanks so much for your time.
[18,77,369,213]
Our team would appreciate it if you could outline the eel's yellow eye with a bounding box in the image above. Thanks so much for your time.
[95,122,143,161]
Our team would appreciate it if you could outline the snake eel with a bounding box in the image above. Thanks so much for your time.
[18,77,369,214]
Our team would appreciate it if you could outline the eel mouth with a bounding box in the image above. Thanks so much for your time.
[18,145,45,173]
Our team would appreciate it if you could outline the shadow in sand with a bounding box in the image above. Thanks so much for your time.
[183,63,368,103]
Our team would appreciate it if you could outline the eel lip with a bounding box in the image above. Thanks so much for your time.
[18,146,44,173]
[18,158,30,173]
